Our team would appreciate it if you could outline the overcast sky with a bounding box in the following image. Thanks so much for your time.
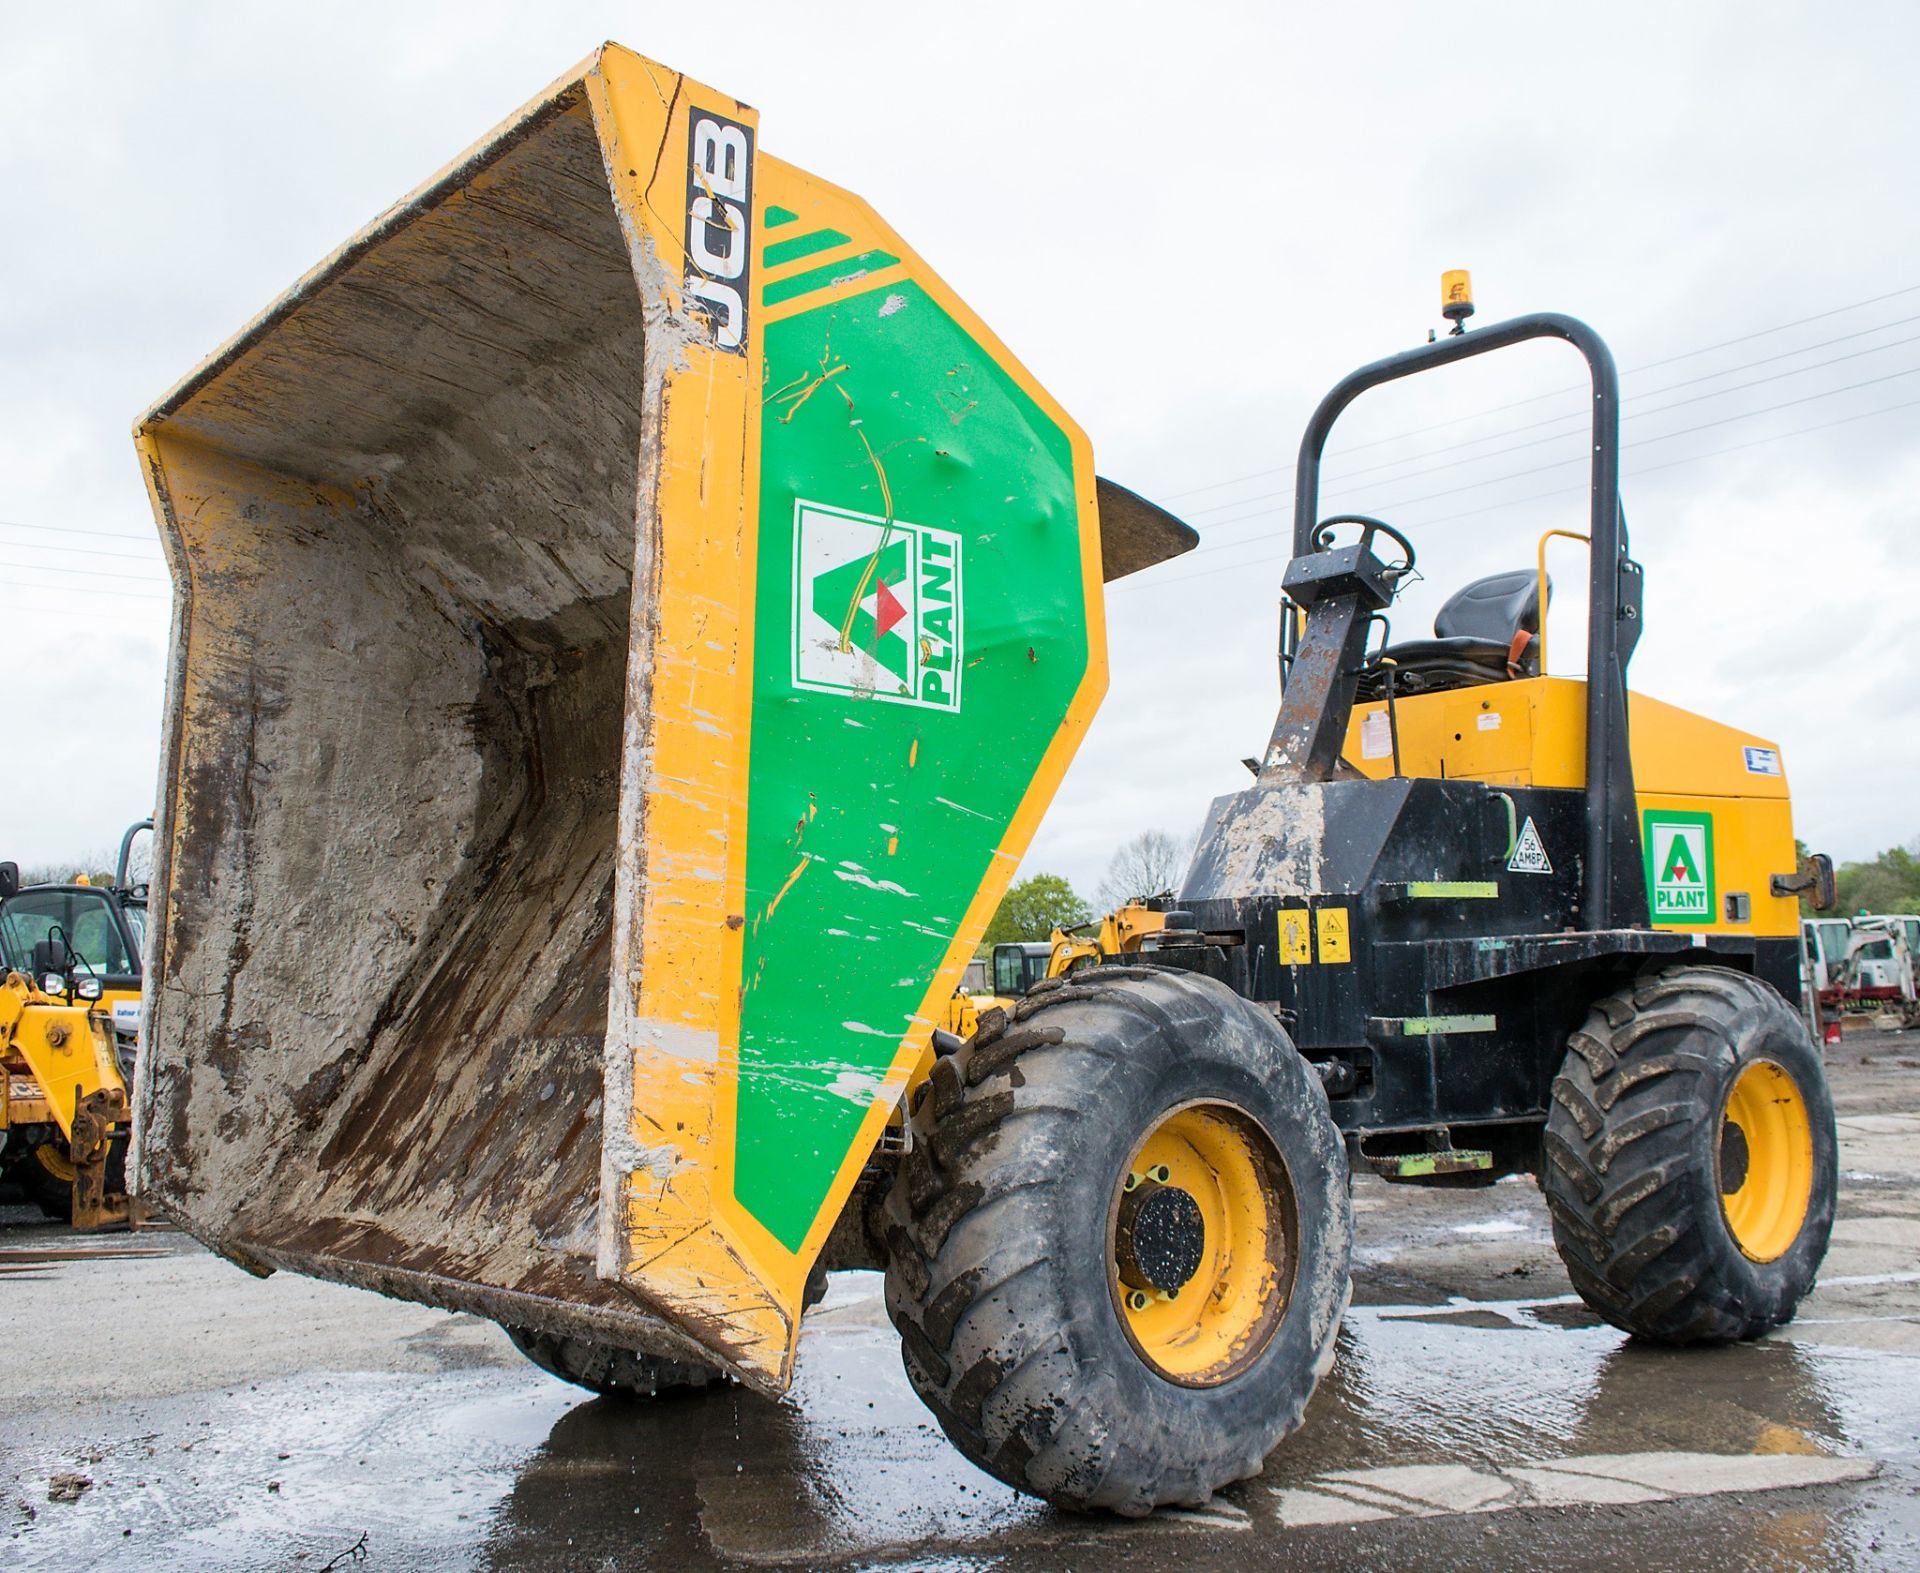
[4,1,1917,897]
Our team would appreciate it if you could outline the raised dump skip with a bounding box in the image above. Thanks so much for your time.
[132,45,1192,1388]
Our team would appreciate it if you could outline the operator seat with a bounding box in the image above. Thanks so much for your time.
[1355,569,1547,701]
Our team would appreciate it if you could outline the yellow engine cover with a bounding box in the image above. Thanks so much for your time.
[1343,677,1797,939]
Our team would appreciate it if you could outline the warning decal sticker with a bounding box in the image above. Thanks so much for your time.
[1507,816,1553,874]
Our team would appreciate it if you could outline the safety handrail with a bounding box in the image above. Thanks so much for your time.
[1534,528,1590,674]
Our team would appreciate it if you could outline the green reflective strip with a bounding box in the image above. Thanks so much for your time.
[764,204,801,228]
[764,251,901,306]
[1398,1014,1498,1035]
[1407,881,1500,899]
[765,227,852,267]
[1383,1149,1494,1177]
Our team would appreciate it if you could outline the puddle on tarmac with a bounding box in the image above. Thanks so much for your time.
[9,1273,1914,1571]
[479,1274,1908,1568]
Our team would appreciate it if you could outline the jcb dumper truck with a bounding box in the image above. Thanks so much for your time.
[130,44,1235,1512]
[135,46,1838,1516]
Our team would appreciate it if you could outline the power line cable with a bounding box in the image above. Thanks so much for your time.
[0,578,169,603]
[1134,389,1920,590]
[1175,357,1920,550]
[1298,327,1920,506]
[1337,360,1920,515]
[2,539,169,565]
[0,518,162,547]
[0,556,169,585]
[1155,281,1920,504]
[1178,309,1920,521]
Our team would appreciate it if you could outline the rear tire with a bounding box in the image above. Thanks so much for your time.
[502,1326,726,1400]
[882,966,1352,1516]
[1543,964,1837,1343]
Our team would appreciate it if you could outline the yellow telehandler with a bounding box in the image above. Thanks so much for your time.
[131,47,1838,1515]
[945,902,1169,1035]
[0,822,148,1226]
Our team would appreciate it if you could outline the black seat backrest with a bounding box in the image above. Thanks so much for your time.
[1432,569,1544,645]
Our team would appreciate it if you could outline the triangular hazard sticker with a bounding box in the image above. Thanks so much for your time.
[1508,816,1553,874]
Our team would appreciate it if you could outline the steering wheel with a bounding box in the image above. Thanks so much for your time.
[1310,513,1416,578]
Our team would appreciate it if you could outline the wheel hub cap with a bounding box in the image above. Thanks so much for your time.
[1108,1101,1299,1387]
[1115,1179,1206,1294]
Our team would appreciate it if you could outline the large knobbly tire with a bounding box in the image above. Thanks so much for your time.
[503,1326,726,1400]
[882,965,1353,1516]
[1543,964,1837,1344]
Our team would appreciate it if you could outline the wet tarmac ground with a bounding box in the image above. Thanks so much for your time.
[3,1036,1917,1571]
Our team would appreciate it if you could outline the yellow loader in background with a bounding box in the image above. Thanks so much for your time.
[945,902,1169,1036]
[0,824,150,1228]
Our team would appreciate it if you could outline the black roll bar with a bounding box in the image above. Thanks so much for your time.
[1291,313,1642,929]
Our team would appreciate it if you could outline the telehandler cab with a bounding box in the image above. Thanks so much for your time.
[131,47,1836,1518]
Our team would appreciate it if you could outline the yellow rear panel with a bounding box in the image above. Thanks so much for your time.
[1343,677,1797,937]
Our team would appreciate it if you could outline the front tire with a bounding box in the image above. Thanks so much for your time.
[1543,964,1837,1343]
[502,1326,725,1400]
[882,966,1352,1516]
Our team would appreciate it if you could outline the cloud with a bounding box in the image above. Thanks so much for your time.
[4,0,1916,889]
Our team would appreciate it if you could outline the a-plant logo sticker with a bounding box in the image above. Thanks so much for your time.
[1644,810,1716,924]
[791,500,962,712]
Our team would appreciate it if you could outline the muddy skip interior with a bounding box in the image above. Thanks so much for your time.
[129,90,701,1353]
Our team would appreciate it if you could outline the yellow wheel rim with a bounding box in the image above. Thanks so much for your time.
[1719,1060,1814,1263]
[34,1142,77,1184]
[1108,1101,1296,1386]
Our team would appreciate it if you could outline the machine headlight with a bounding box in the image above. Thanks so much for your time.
[41,972,65,996]
[75,976,104,1001]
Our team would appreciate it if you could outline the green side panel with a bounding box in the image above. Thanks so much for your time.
[764,204,801,228]
[765,227,853,266]
[737,281,1088,1249]
[763,251,900,306]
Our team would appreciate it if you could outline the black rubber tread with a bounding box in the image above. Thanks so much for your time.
[882,964,1353,1516]
[1542,964,1838,1344]
[502,1325,727,1400]
[14,1144,73,1222]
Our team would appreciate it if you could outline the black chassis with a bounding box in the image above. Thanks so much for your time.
[1145,311,1798,1182]
[1153,774,1797,1176]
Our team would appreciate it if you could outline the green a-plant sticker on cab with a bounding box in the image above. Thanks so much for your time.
[1644,809,1716,924]
[791,500,963,712]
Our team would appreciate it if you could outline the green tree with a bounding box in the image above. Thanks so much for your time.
[1829,839,1920,917]
[982,873,1090,947]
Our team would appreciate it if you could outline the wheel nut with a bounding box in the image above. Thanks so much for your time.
[1127,1290,1150,1312]
[1150,1164,1171,1184]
